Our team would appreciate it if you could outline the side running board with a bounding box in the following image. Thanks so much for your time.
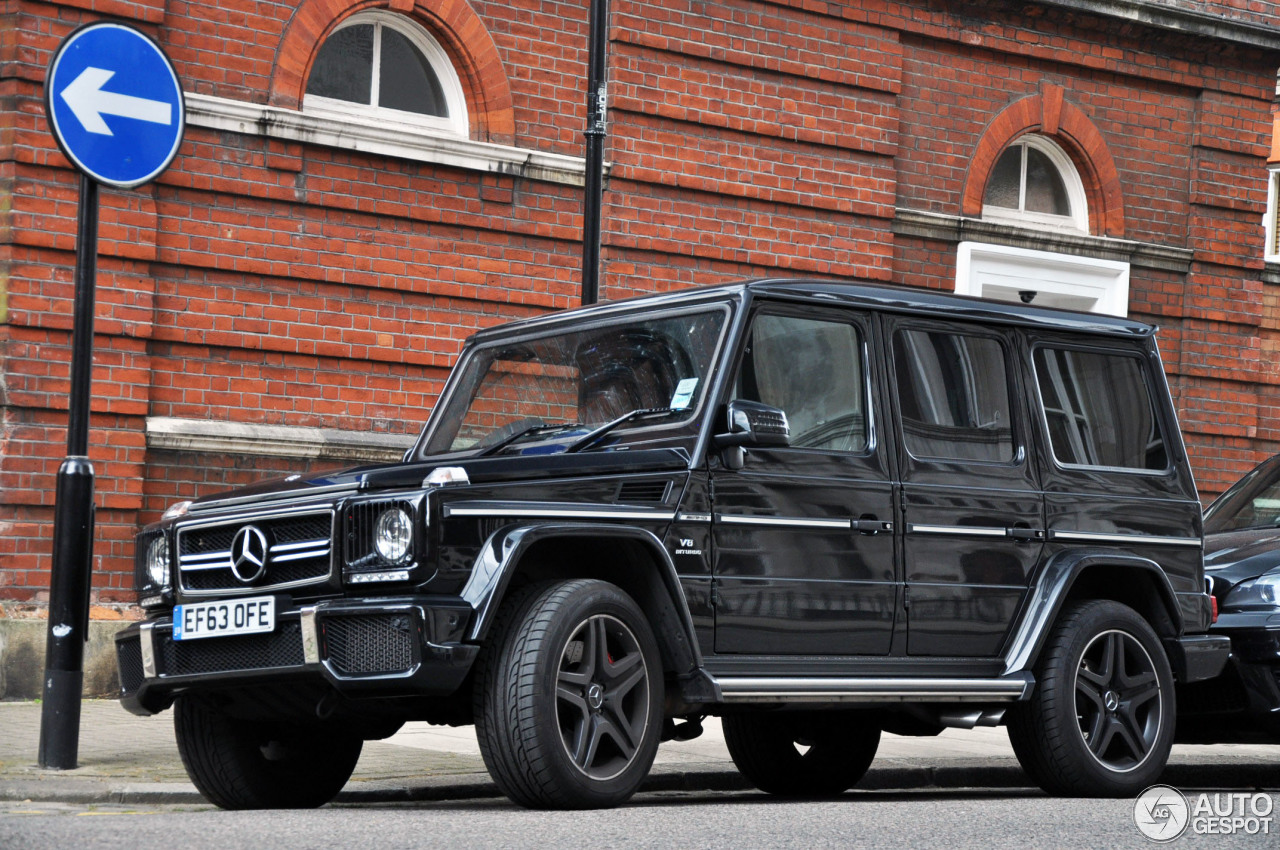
[711,673,1033,704]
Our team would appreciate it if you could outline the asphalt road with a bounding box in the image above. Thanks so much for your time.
[3,785,1278,849]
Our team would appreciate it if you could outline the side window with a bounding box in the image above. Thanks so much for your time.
[894,329,1015,463]
[733,314,868,452]
[1033,347,1168,471]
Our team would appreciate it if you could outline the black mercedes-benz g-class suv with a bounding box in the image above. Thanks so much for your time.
[115,279,1229,809]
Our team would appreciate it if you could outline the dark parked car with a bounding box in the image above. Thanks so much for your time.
[114,279,1228,809]
[1178,454,1280,743]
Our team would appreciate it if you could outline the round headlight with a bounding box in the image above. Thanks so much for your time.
[147,537,170,587]
[374,508,413,563]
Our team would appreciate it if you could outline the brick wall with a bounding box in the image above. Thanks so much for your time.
[2,0,1279,602]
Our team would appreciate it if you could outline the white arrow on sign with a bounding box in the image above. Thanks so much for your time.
[59,67,172,136]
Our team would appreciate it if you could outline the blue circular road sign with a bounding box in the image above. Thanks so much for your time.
[45,22,185,189]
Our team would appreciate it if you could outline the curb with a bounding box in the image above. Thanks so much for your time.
[0,764,1037,807]
[3,762,1274,807]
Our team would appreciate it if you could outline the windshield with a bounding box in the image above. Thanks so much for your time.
[1204,456,1280,533]
[421,308,729,456]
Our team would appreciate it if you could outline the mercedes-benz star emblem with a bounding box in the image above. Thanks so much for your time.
[229,526,268,584]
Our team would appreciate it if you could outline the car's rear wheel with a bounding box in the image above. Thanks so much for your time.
[474,579,664,809]
[722,710,880,797]
[1008,599,1174,796]
[174,695,363,809]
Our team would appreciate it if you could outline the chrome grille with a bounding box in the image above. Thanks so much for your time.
[177,511,334,593]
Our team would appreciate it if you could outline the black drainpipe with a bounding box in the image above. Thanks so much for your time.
[581,0,608,305]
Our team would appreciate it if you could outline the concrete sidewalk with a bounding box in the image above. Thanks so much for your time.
[1,700,1278,806]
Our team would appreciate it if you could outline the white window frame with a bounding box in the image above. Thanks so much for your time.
[1265,167,1280,263]
[982,135,1089,234]
[303,11,469,138]
[955,242,1130,317]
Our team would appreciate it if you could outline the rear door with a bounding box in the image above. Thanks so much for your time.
[886,318,1045,657]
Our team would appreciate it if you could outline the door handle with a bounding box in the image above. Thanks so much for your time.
[853,519,893,535]
[1008,527,1044,542]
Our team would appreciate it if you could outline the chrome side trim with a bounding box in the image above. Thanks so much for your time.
[1051,530,1202,548]
[677,512,712,523]
[443,503,676,522]
[908,524,1008,538]
[300,607,320,665]
[717,514,852,530]
[714,675,1031,703]
[139,622,157,679]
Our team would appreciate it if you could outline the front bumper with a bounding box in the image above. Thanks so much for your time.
[114,595,478,716]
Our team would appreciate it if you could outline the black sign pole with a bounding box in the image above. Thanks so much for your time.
[38,173,99,770]
[581,0,608,305]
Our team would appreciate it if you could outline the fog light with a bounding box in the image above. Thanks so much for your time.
[374,507,412,563]
[147,537,170,587]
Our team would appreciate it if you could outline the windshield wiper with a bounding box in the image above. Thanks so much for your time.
[475,421,574,457]
[564,408,679,454]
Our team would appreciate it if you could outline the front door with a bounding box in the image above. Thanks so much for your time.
[711,306,898,656]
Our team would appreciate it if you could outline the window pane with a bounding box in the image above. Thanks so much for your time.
[379,28,448,116]
[1033,348,1167,470]
[1024,148,1071,215]
[734,315,868,452]
[894,330,1014,462]
[306,24,374,104]
[983,147,1022,209]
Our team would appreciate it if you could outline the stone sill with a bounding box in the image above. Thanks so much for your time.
[185,93,589,186]
[146,417,417,463]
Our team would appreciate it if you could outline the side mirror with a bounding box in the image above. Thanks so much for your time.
[713,400,790,449]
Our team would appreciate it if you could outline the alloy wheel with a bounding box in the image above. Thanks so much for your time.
[555,613,651,781]
[1074,628,1163,772]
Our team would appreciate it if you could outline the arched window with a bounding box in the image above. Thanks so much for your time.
[304,12,467,137]
[982,135,1088,233]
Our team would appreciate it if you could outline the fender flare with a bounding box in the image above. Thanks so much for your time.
[460,522,703,672]
[1001,548,1183,676]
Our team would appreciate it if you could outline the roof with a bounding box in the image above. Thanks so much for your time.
[467,278,1155,344]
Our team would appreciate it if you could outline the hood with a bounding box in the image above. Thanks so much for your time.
[1203,526,1280,598]
[185,448,693,511]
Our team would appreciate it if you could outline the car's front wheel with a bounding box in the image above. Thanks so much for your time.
[173,695,363,809]
[1008,599,1175,796]
[474,579,664,809]
[722,710,880,797]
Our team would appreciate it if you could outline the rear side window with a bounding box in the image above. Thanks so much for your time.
[893,329,1015,463]
[1033,347,1168,471]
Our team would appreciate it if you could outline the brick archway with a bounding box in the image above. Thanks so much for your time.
[962,83,1124,238]
[272,0,515,144]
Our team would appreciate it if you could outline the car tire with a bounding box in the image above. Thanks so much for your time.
[473,579,664,809]
[722,710,880,797]
[173,695,363,809]
[1007,599,1175,797]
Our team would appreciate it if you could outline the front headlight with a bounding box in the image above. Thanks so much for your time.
[1224,572,1280,610]
[374,507,413,563]
[146,537,170,587]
